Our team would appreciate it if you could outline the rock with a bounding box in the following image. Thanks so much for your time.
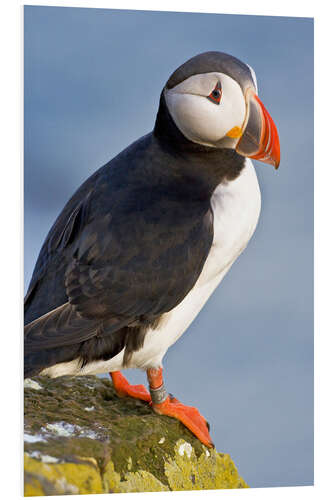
[24,375,249,495]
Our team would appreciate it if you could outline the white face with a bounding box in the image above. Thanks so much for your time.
[164,72,247,148]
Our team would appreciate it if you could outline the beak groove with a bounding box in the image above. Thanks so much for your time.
[251,94,280,169]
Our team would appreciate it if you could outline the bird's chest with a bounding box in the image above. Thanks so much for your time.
[67,161,261,373]
[197,159,261,287]
[133,160,261,367]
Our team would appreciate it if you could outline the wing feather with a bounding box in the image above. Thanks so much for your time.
[24,302,130,352]
[24,154,214,374]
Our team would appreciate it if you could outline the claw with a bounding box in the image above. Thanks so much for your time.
[152,396,213,448]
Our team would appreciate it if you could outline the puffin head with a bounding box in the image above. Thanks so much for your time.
[158,51,280,169]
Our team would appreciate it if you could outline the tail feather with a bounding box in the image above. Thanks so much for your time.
[24,303,132,377]
[24,344,79,378]
[24,303,101,352]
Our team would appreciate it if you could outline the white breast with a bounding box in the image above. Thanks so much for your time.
[44,159,261,378]
[198,158,261,287]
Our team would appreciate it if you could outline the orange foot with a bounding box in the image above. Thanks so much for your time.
[152,394,213,448]
[109,371,151,403]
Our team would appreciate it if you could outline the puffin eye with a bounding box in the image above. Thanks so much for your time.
[207,81,222,105]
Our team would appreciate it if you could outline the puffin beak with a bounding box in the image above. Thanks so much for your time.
[235,89,280,169]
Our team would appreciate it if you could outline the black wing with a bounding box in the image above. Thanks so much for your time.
[24,164,104,321]
[24,156,214,375]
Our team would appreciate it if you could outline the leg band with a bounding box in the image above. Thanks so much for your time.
[149,383,168,404]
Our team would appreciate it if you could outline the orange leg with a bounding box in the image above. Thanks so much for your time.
[147,367,213,448]
[109,371,151,402]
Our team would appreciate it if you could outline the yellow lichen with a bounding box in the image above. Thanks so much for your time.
[24,454,103,496]
[102,460,169,493]
[101,460,122,493]
[25,441,248,496]
[164,439,249,491]
[24,475,46,497]
[119,471,169,493]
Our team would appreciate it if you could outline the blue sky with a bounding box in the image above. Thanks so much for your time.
[24,6,313,488]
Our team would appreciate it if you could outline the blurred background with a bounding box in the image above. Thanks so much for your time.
[24,6,313,488]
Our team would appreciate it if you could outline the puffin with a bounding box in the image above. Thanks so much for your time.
[24,51,280,448]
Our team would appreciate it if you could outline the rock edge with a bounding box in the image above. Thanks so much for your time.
[24,375,248,495]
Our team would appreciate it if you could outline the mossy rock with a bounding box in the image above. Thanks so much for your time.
[24,375,248,495]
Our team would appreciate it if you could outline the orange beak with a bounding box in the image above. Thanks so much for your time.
[236,89,280,169]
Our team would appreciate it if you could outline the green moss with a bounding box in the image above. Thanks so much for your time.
[24,376,249,495]
[25,376,205,485]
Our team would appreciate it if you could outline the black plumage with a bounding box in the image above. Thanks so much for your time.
[24,53,248,378]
